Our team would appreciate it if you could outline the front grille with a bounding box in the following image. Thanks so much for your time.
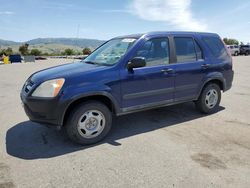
[24,80,34,94]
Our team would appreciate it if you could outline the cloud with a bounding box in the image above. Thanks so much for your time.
[0,11,14,15]
[129,0,207,31]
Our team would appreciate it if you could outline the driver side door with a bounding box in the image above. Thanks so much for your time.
[120,37,176,112]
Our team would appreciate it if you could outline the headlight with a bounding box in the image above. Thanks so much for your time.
[32,78,65,97]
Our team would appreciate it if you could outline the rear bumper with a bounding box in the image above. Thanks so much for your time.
[224,70,234,92]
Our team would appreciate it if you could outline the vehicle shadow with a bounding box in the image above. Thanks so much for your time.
[6,102,225,160]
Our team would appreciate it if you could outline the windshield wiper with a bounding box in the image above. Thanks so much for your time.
[83,61,98,65]
[83,61,111,66]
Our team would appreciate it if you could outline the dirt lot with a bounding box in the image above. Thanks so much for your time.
[0,57,250,188]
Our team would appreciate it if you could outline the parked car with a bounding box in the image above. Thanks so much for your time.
[240,45,250,55]
[35,56,47,60]
[9,54,22,63]
[227,45,240,56]
[21,31,234,145]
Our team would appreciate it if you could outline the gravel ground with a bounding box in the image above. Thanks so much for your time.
[0,57,250,188]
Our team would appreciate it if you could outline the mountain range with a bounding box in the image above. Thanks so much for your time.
[0,38,106,54]
[0,38,105,47]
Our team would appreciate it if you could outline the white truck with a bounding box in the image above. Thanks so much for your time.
[227,45,240,56]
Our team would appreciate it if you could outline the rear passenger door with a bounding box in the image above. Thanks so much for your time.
[172,36,209,101]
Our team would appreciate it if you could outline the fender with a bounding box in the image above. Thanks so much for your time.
[59,89,121,126]
[196,72,226,99]
[69,91,120,112]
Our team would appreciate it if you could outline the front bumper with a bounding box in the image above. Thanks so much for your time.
[20,91,66,126]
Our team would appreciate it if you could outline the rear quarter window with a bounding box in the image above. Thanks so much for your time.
[202,36,228,58]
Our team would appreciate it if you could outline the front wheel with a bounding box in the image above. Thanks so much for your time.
[65,101,112,145]
[195,83,221,114]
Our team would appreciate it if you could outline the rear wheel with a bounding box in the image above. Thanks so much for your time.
[234,51,238,56]
[245,51,249,56]
[195,83,221,114]
[65,101,112,145]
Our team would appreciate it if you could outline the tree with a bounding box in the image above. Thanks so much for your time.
[223,38,239,45]
[0,49,5,56]
[30,49,42,56]
[0,48,13,56]
[63,48,74,56]
[82,47,91,55]
[19,43,29,55]
[5,47,13,55]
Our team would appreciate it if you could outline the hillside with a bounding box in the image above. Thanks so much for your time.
[0,39,19,46]
[7,44,84,54]
[0,38,105,54]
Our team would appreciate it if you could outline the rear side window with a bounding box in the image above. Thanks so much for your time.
[174,37,202,63]
[202,36,228,58]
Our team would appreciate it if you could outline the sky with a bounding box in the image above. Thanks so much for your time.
[0,0,250,43]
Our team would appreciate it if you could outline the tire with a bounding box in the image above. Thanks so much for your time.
[65,101,112,145]
[245,51,249,56]
[234,51,238,56]
[195,83,221,114]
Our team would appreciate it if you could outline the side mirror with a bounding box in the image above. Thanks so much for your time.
[127,57,146,70]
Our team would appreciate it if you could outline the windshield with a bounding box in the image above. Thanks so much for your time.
[83,38,137,66]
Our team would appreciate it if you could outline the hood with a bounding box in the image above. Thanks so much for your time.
[31,62,107,83]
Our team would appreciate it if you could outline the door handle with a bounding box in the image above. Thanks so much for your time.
[201,64,210,69]
[161,68,174,73]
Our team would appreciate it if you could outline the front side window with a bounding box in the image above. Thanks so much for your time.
[83,38,136,66]
[133,38,170,67]
[174,37,197,63]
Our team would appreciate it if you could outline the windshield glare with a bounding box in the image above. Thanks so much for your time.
[83,38,137,66]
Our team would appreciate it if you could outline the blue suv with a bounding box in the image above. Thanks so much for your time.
[21,31,234,145]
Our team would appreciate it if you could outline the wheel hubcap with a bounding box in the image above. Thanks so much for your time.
[205,89,218,109]
[77,110,106,139]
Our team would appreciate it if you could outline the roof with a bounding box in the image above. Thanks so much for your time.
[114,31,219,39]
[113,33,144,39]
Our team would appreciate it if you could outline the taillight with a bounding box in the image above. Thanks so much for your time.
[220,38,233,68]
[221,39,231,57]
